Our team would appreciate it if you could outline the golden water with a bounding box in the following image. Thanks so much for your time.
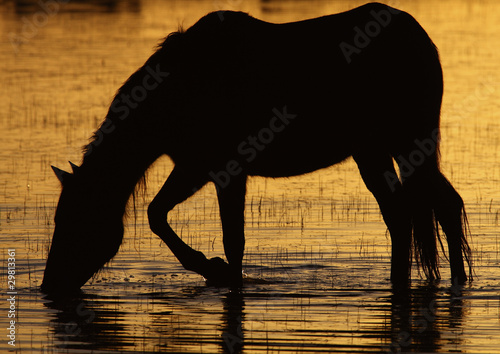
[1,0,500,352]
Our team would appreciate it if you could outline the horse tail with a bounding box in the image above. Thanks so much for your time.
[400,132,472,282]
[402,147,441,280]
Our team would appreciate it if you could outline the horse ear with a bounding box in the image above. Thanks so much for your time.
[68,161,79,173]
[51,165,72,185]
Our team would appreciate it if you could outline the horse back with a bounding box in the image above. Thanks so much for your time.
[161,3,442,176]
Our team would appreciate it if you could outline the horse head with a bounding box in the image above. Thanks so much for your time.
[41,161,125,295]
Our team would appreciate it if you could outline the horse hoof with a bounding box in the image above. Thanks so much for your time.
[203,257,229,281]
[204,257,242,287]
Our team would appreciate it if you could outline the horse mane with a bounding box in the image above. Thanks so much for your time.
[157,27,185,49]
[82,10,252,157]
[82,27,188,156]
[79,11,251,221]
[79,29,188,225]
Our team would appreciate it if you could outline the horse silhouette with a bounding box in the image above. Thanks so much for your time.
[41,3,472,294]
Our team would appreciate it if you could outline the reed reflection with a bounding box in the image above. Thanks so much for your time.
[381,284,466,353]
[133,286,245,353]
[42,283,469,353]
[44,294,132,352]
[44,287,246,352]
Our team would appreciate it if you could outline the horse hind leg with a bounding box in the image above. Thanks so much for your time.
[353,150,412,287]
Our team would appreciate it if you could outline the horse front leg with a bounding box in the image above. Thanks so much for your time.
[216,175,247,287]
[147,166,231,282]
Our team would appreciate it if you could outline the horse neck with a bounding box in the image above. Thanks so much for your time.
[78,50,171,216]
[79,123,161,218]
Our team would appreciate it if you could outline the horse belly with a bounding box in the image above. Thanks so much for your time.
[243,126,352,178]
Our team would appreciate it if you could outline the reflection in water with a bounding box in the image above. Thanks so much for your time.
[221,290,245,354]
[43,285,468,353]
[45,294,132,351]
[45,289,246,352]
[381,284,466,353]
